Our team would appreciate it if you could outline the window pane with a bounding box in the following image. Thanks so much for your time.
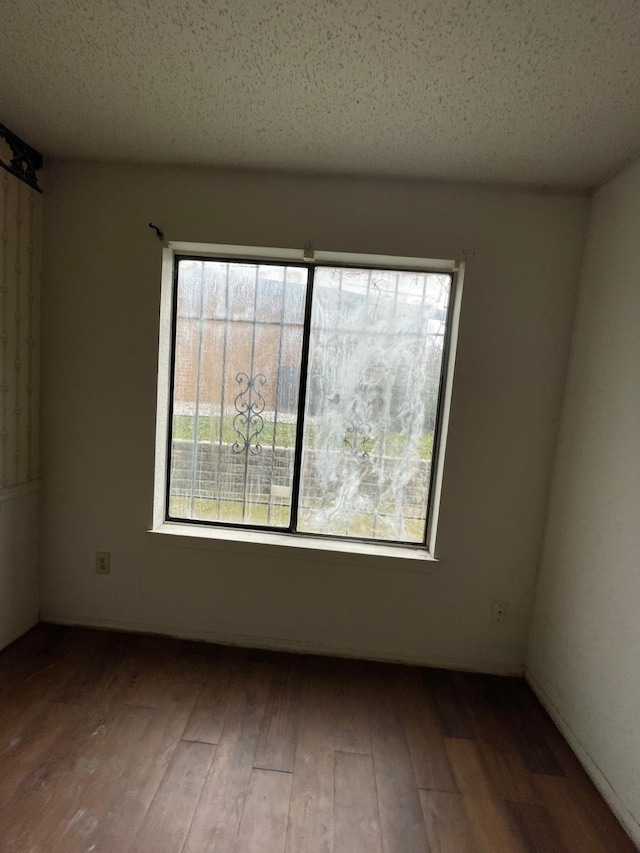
[298,266,451,543]
[169,260,307,527]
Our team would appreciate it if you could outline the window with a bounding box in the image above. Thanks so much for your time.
[156,244,460,550]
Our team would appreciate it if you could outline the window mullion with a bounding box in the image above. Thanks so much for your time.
[289,264,315,533]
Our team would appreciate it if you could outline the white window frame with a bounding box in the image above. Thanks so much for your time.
[152,242,463,561]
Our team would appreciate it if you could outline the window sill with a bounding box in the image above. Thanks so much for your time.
[148,521,438,570]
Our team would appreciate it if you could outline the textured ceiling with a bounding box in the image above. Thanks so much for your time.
[1,0,639,189]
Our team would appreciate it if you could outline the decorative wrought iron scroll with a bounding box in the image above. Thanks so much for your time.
[0,123,43,193]
[232,372,267,454]
[343,414,374,458]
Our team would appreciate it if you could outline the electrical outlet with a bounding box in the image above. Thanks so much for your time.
[96,551,111,575]
[492,599,508,623]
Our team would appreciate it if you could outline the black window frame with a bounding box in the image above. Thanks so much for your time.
[164,251,458,549]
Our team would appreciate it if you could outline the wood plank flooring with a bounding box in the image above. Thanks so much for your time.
[0,624,635,853]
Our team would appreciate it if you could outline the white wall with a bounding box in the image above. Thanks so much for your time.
[527,158,640,845]
[0,169,41,651]
[40,162,588,673]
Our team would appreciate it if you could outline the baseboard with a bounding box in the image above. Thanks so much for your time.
[40,611,523,676]
[526,668,640,849]
[0,615,39,653]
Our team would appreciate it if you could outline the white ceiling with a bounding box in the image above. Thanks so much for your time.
[1,0,639,190]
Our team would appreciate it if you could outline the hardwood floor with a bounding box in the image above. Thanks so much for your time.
[0,624,634,853]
